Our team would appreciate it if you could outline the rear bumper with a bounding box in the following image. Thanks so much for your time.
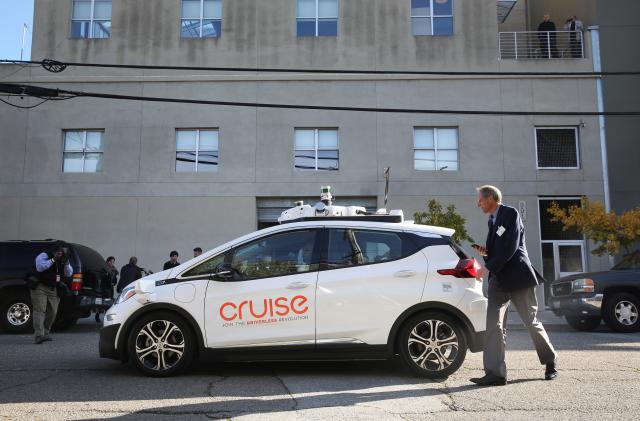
[99,323,121,360]
[548,294,603,317]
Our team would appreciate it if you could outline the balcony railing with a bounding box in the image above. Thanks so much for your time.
[499,31,584,60]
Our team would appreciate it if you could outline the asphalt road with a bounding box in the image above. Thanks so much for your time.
[0,319,638,420]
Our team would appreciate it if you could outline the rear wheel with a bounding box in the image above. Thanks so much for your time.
[398,312,467,378]
[127,312,196,377]
[0,292,33,334]
[565,315,601,331]
[603,293,640,333]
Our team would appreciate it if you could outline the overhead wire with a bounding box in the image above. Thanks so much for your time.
[1,58,640,77]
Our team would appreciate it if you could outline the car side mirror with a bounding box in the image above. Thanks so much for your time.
[213,263,233,280]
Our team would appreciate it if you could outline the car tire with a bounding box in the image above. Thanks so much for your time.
[127,311,196,377]
[565,315,601,331]
[602,292,640,333]
[398,312,468,378]
[0,291,34,334]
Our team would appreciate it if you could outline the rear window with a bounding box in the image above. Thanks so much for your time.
[0,243,42,269]
[71,244,106,272]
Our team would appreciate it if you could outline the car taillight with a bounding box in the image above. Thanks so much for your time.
[71,273,83,291]
[438,258,481,279]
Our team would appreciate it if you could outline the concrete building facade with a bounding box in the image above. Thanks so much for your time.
[1,0,623,304]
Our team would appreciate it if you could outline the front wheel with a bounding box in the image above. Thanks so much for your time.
[398,312,468,378]
[603,293,640,333]
[565,315,601,331]
[127,312,196,377]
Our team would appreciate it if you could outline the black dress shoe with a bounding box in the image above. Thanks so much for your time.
[470,374,507,386]
[545,363,558,380]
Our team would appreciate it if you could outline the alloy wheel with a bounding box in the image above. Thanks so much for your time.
[407,319,460,372]
[135,320,185,372]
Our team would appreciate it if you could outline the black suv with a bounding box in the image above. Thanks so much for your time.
[0,240,112,333]
[548,251,640,333]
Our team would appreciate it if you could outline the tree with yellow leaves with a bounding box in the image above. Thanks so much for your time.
[547,197,640,257]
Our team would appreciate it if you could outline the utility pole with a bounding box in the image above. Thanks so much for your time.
[20,23,29,61]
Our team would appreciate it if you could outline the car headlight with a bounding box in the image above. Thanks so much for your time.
[115,286,136,304]
[572,278,595,293]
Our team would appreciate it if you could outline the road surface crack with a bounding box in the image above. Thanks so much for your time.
[272,371,299,411]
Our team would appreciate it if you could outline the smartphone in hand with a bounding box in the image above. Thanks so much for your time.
[471,243,488,257]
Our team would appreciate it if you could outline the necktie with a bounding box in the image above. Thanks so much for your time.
[488,214,494,230]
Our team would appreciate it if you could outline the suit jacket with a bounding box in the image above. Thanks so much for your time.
[484,205,540,292]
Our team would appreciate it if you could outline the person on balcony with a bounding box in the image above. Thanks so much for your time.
[537,14,558,58]
[564,16,584,58]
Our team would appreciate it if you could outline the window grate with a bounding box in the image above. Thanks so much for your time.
[536,128,579,168]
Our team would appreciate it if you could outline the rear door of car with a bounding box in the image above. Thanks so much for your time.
[315,227,429,345]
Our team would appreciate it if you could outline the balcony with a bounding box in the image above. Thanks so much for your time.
[498,31,585,60]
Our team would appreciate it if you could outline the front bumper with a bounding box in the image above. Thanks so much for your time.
[99,323,121,360]
[548,294,603,317]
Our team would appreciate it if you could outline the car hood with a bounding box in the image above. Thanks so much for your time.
[553,270,636,283]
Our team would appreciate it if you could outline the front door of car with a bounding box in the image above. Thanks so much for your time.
[204,228,321,348]
[316,228,428,345]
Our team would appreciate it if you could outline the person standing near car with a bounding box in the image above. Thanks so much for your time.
[193,247,202,258]
[95,256,119,322]
[163,251,181,271]
[117,256,142,293]
[470,185,558,386]
[32,245,73,344]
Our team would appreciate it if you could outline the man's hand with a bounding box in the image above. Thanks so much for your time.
[471,244,488,257]
[476,266,488,282]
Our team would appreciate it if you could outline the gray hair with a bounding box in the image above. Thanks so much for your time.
[129,256,138,265]
[477,185,502,203]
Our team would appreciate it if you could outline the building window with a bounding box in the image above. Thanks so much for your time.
[181,0,222,38]
[71,0,111,38]
[176,129,219,172]
[297,0,338,37]
[414,127,458,171]
[295,129,339,171]
[63,130,104,173]
[535,127,580,169]
[411,0,454,36]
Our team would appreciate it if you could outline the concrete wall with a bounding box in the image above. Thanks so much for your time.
[33,0,499,71]
[596,0,640,214]
[0,0,616,280]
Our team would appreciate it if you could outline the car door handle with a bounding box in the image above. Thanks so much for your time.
[286,281,310,290]
[394,270,417,278]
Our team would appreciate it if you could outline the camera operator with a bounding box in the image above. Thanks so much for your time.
[32,245,73,344]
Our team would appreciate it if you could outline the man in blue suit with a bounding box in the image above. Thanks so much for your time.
[470,185,557,386]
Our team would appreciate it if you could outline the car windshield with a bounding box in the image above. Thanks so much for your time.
[611,251,640,270]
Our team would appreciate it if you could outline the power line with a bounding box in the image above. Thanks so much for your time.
[2,59,640,77]
[1,83,639,116]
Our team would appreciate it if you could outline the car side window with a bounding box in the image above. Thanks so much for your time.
[230,230,318,281]
[182,252,227,278]
[326,229,406,269]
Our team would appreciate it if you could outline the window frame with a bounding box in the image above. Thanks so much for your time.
[294,128,339,171]
[180,0,222,38]
[413,127,459,171]
[175,128,220,173]
[534,126,581,170]
[410,0,454,36]
[70,0,112,39]
[296,0,339,37]
[62,129,105,173]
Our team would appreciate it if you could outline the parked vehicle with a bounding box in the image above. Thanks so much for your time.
[548,251,640,333]
[0,240,111,333]
[101,196,487,378]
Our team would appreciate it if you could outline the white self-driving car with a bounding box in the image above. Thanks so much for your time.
[100,198,487,378]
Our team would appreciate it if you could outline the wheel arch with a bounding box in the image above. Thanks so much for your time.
[602,286,640,303]
[116,303,205,362]
[387,301,482,354]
